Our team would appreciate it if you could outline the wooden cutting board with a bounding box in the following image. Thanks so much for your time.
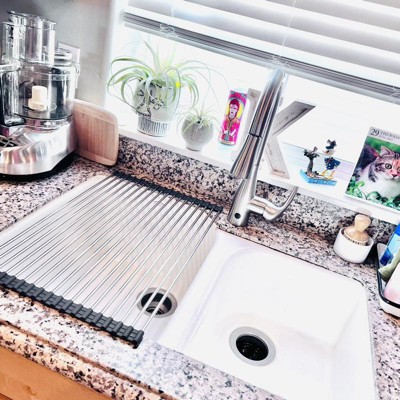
[73,99,119,166]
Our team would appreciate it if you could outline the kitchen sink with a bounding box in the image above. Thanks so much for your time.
[0,174,376,399]
[159,230,376,400]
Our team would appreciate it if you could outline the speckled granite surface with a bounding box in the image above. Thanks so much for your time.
[0,136,399,400]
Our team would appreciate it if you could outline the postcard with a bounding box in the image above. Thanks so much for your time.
[346,127,400,211]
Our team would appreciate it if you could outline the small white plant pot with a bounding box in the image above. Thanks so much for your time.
[181,121,214,151]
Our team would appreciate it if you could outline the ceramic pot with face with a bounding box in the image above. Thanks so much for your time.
[133,82,180,137]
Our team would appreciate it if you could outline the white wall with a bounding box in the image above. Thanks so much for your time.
[0,0,127,106]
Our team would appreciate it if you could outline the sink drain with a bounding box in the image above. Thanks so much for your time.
[230,327,276,366]
[138,289,177,317]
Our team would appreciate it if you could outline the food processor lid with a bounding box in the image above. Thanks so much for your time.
[8,11,56,29]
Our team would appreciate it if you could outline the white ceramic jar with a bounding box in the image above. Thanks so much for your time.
[333,228,374,264]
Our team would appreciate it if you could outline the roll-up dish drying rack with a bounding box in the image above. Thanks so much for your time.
[0,173,221,347]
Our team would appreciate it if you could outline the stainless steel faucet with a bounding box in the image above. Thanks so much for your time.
[228,69,298,227]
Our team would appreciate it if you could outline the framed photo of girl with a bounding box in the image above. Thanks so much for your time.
[346,127,400,211]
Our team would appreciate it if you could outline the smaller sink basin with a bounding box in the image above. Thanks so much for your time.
[159,230,376,400]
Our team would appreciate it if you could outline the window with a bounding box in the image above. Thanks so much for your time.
[125,0,400,102]
[113,1,400,223]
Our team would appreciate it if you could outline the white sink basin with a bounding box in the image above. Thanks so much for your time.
[159,230,376,400]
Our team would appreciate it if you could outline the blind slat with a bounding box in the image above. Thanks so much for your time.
[127,0,400,87]
[365,0,400,8]
[183,0,400,53]
[127,0,173,15]
[266,0,400,30]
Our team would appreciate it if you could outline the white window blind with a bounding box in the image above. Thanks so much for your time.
[126,0,400,99]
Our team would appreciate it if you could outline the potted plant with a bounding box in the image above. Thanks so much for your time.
[179,105,219,151]
[108,41,202,137]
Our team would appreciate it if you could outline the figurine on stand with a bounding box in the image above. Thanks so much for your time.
[303,146,319,177]
[300,139,341,186]
[320,140,341,180]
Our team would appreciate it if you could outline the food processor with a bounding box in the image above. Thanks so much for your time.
[0,11,79,177]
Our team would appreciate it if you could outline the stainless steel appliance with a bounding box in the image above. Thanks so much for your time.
[0,11,79,176]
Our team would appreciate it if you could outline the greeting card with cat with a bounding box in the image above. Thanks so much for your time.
[346,127,400,211]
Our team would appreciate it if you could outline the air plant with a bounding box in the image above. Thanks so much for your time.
[108,41,209,116]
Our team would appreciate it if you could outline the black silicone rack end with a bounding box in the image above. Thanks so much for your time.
[0,271,144,348]
[113,171,223,213]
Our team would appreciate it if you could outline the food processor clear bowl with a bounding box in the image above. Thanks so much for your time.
[18,55,79,121]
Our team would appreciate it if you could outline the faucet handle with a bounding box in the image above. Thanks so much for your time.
[249,186,298,222]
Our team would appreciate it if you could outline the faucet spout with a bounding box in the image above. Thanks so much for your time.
[228,69,298,227]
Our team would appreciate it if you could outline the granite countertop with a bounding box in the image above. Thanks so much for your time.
[0,142,399,400]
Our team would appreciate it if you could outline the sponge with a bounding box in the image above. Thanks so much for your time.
[379,249,400,282]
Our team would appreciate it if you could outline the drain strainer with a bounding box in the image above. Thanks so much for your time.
[230,327,276,366]
[137,289,177,318]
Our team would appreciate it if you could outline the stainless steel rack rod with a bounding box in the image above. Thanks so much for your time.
[0,177,130,270]
[90,200,196,312]
[77,197,189,307]
[34,184,159,288]
[4,179,143,276]
[141,211,219,332]
[126,207,214,325]
[0,175,118,255]
[53,191,179,296]
[100,201,202,316]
